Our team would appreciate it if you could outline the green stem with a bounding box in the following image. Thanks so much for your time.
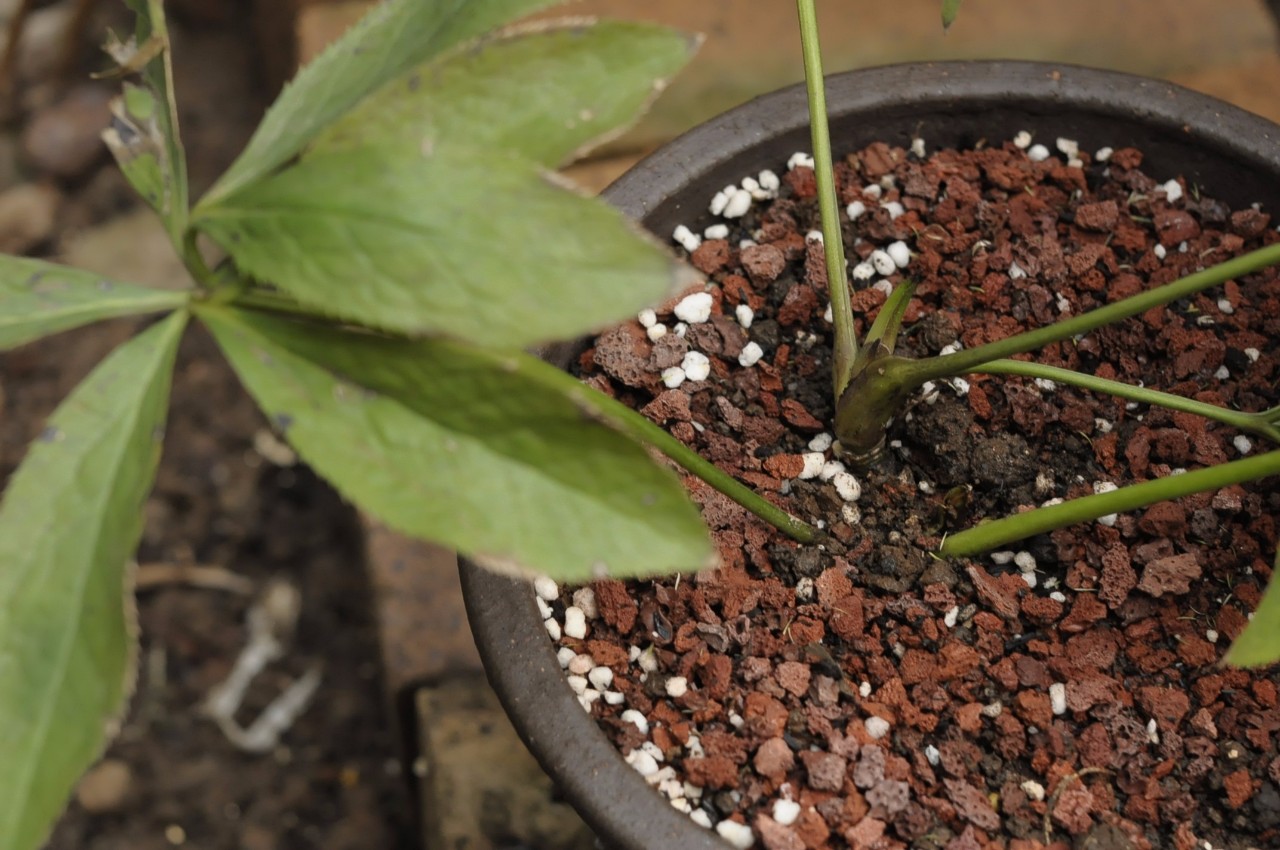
[976,359,1280,444]
[910,242,1280,383]
[584,389,821,544]
[940,449,1280,556]
[796,0,856,397]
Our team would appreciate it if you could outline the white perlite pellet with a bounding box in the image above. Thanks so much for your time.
[1161,179,1183,203]
[859,682,873,698]
[1049,683,1067,716]
[773,798,802,826]
[1147,719,1160,745]
[690,810,713,829]
[1021,572,1038,589]
[621,709,649,735]
[682,351,712,382]
[544,619,562,640]
[851,260,876,281]
[534,576,559,601]
[925,744,941,766]
[674,291,714,324]
[1056,137,1079,159]
[1009,260,1027,280]
[759,169,781,192]
[787,151,814,171]
[1013,130,1033,149]
[808,433,834,452]
[573,587,597,619]
[723,188,752,218]
[1014,551,1037,573]
[1154,243,1167,260]
[646,323,667,342]
[1234,435,1253,455]
[603,691,625,706]
[990,550,1015,565]
[735,303,754,328]
[637,308,657,328]
[1027,144,1050,162]
[563,606,587,640]
[626,748,660,777]
[944,606,960,628]
[568,654,594,675]
[556,647,576,668]
[738,342,764,367]
[820,460,846,482]
[865,716,891,739]
[1245,347,1261,362]
[566,675,588,695]
[666,676,689,698]
[716,819,756,849]
[833,471,862,502]
[799,453,825,480]
[672,224,701,253]
[1207,629,1220,644]
[911,137,926,158]
[846,200,867,220]
[805,229,823,244]
[1215,365,1231,380]
[1093,481,1119,526]
[1022,780,1047,802]
[1218,298,1235,315]
[881,201,905,219]
[588,666,614,690]
[886,241,911,268]
[661,366,686,389]
[704,223,730,240]
[869,249,895,276]
[1095,146,1114,162]
[536,597,553,620]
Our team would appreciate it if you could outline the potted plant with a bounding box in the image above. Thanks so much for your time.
[462,32,1280,850]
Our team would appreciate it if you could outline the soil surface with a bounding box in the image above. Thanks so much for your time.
[546,137,1280,850]
[0,3,413,848]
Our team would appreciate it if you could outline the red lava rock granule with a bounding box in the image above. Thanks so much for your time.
[546,134,1280,850]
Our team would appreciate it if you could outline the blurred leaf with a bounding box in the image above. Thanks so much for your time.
[1225,548,1280,667]
[195,145,684,348]
[0,255,186,351]
[112,0,188,240]
[942,0,963,30]
[0,311,186,850]
[317,20,698,168]
[200,306,712,581]
[200,0,559,206]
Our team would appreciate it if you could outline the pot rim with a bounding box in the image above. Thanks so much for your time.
[461,59,1280,850]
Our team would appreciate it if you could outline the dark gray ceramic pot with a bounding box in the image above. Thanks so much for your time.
[461,61,1280,850]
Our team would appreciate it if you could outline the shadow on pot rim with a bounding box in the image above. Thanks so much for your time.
[461,60,1280,850]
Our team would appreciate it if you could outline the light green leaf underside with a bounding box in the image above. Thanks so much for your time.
[0,311,186,850]
[317,20,698,168]
[195,146,680,348]
[201,0,559,206]
[200,307,711,581]
[941,0,963,29]
[0,255,187,351]
[1225,548,1280,667]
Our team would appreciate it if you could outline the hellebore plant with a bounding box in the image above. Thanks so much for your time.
[0,1,756,846]
[793,0,1280,666]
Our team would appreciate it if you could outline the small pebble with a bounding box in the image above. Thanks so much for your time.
[674,291,714,324]
[981,701,1003,718]
[563,606,587,640]
[865,716,891,739]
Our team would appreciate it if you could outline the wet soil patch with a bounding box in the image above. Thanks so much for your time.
[551,137,1280,850]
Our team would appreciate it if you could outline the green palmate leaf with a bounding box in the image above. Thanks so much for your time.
[195,145,684,348]
[109,0,188,242]
[0,255,187,351]
[0,311,186,850]
[200,307,712,581]
[1225,548,1280,667]
[200,0,560,207]
[941,0,963,30]
[316,20,699,168]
